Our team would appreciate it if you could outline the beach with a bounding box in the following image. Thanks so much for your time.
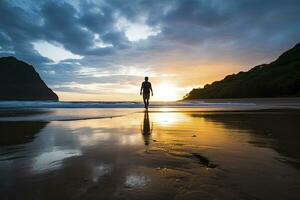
[1,99,300,200]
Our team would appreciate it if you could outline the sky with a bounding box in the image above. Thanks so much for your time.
[0,0,300,101]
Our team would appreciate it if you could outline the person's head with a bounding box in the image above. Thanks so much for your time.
[145,76,149,81]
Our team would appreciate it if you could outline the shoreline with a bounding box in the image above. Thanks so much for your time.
[0,106,300,122]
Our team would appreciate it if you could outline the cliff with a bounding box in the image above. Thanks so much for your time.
[0,57,58,101]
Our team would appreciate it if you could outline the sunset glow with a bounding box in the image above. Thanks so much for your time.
[154,84,181,101]
[0,0,299,101]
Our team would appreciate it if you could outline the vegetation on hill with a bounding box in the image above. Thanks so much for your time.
[184,43,300,100]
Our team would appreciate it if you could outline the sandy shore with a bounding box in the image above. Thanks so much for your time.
[1,108,300,199]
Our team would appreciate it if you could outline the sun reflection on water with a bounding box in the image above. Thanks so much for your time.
[152,112,187,125]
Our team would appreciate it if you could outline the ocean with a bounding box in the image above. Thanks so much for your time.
[0,98,299,121]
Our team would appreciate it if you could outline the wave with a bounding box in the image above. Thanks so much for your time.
[0,101,256,109]
[0,101,258,121]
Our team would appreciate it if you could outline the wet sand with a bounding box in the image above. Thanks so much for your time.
[1,108,300,199]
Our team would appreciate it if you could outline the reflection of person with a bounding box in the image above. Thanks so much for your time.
[141,110,152,146]
[140,77,153,109]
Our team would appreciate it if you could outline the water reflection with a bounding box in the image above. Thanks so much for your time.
[125,174,150,188]
[1,109,300,200]
[91,163,112,183]
[32,147,82,172]
[192,112,300,169]
[0,121,48,146]
[141,110,152,146]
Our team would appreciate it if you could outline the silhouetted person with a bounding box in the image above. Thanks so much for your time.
[141,110,152,146]
[140,77,153,109]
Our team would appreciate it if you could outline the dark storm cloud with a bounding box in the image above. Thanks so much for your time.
[152,0,300,46]
[41,2,93,54]
[0,0,122,63]
[0,0,51,64]
[0,0,300,93]
[40,1,125,56]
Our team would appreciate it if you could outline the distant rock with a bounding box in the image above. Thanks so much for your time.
[184,43,300,99]
[0,56,58,101]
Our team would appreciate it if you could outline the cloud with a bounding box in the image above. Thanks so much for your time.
[33,40,83,62]
[0,0,300,100]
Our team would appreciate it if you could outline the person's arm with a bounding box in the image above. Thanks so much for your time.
[150,83,153,96]
[140,82,143,95]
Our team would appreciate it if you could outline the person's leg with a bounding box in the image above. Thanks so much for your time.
[143,97,147,108]
[146,97,149,108]
[143,93,150,109]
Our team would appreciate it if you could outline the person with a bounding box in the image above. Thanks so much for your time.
[140,77,153,109]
